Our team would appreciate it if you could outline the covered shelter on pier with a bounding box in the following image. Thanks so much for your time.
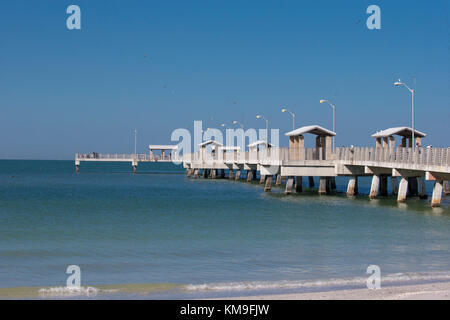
[285,125,336,160]
[371,127,426,151]
[148,145,178,161]
[247,140,275,151]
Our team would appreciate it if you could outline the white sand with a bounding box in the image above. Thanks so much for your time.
[217,281,450,300]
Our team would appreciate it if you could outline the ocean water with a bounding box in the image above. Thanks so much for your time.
[0,160,449,299]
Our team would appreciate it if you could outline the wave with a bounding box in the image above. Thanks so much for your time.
[0,283,179,299]
[38,286,101,297]
[2,271,450,298]
[183,271,450,292]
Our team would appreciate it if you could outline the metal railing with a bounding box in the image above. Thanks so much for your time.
[336,146,450,168]
[76,153,180,161]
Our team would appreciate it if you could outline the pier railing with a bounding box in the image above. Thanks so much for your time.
[337,147,450,168]
[76,153,180,162]
[182,147,339,164]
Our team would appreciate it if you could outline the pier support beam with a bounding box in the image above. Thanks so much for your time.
[246,170,253,182]
[391,177,398,195]
[346,176,358,197]
[260,175,266,184]
[397,177,408,203]
[235,170,241,181]
[132,165,137,174]
[186,168,192,177]
[275,174,282,186]
[330,177,336,191]
[431,180,443,208]
[380,176,388,196]
[318,177,327,195]
[193,169,199,179]
[444,181,450,195]
[228,169,234,180]
[285,177,294,194]
[264,175,273,192]
[417,177,428,199]
[408,177,418,197]
[210,169,217,179]
[75,165,79,173]
[369,175,380,199]
[295,176,303,193]
[308,176,315,188]
[203,169,209,178]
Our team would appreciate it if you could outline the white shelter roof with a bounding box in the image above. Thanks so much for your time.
[285,125,336,137]
[149,145,178,150]
[247,140,276,148]
[198,140,224,147]
[371,127,426,138]
[219,146,241,151]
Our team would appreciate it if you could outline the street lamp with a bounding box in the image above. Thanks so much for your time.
[233,120,245,151]
[394,79,415,151]
[256,115,269,144]
[134,129,137,155]
[319,99,336,150]
[281,107,295,130]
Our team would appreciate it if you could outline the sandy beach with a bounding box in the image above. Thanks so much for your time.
[219,281,450,300]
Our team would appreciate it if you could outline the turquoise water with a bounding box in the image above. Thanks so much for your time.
[0,160,450,298]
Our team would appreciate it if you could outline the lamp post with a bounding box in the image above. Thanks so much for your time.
[394,79,415,151]
[319,99,336,150]
[233,120,245,151]
[256,115,269,145]
[134,129,137,156]
[281,107,295,130]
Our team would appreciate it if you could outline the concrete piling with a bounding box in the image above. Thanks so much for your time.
[346,176,358,197]
[330,177,336,191]
[210,169,217,179]
[397,177,408,203]
[285,177,294,194]
[235,170,241,181]
[380,176,388,196]
[408,177,418,196]
[308,176,315,188]
[260,175,266,184]
[444,181,450,196]
[431,180,443,208]
[264,175,273,192]
[318,177,327,195]
[75,165,79,173]
[247,170,253,182]
[193,169,199,179]
[132,165,137,174]
[369,175,380,199]
[417,177,428,199]
[391,177,398,195]
[275,174,282,186]
[295,176,302,193]
[229,169,234,180]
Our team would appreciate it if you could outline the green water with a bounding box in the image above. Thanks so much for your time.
[0,160,449,298]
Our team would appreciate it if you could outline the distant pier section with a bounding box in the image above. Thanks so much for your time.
[75,145,179,173]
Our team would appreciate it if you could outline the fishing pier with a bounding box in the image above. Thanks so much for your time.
[75,126,450,207]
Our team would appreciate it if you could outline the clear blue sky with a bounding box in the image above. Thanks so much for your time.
[0,0,448,159]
